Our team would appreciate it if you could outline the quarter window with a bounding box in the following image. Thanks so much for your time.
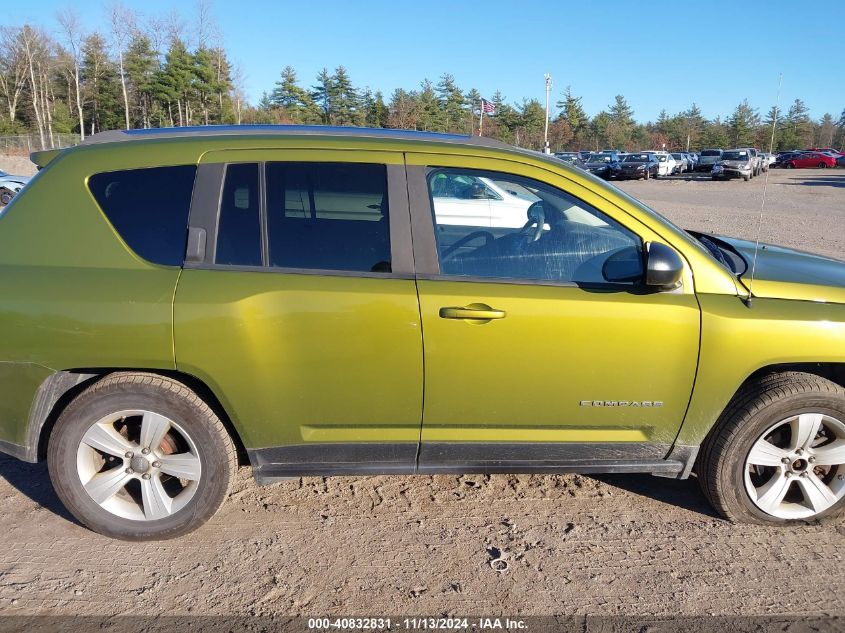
[265,162,391,272]
[216,163,262,266]
[427,168,643,285]
[88,165,196,266]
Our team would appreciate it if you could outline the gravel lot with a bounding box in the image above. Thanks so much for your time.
[0,156,843,620]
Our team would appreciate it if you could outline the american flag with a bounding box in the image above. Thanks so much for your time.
[481,99,496,114]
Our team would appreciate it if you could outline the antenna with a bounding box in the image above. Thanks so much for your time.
[744,72,783,308]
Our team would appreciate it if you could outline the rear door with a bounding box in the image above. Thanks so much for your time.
[174,150,423,476]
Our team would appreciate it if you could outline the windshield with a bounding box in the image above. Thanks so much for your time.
[671,154,683,159]
[587,154,611,162]
[623,154,650,162]
[722,151,748,160]
[701,150,722,157]
[0,170,7,177]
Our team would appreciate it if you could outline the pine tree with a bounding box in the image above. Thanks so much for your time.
[727,100,759,146]
[123,33,158,128]
[762,105,783,150]
[781,98,812,150]
[556,86,588,144]
[311,68,334,124]
[331,66,359,126]
[436,73,465,133]
[416,79,442,131]
[607,95,634,149]
[81,33,122,134]
[271,66,320,123]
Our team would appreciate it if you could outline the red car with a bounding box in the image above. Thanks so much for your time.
[785,152,837,168]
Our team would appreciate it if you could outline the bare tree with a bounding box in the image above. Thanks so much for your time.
[0,28,28,124]
[18,25,51,148]
[194,0,219,50]
[108,1,136,129]
[57,9,86,139]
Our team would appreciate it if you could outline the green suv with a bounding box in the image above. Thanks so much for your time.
[1,126,843,540]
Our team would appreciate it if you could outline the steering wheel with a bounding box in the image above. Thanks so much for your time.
[519,201,547,244]
[441,230,496,261]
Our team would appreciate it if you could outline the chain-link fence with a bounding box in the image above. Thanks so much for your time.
[0,134,81,155]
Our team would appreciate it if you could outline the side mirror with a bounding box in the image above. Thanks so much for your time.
[645,242,684,289]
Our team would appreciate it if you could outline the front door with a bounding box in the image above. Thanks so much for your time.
[406,156,701,472]
[174,150,423,477]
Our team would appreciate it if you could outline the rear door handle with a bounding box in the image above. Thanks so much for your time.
[439,305,506,320]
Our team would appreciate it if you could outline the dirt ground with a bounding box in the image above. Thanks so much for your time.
[0,156,844,620]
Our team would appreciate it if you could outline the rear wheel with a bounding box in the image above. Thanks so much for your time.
[0,188,13,206]
[698,372,845,525]
[818,162,826,169]
[787,162,795,169]
[48,372,237,540]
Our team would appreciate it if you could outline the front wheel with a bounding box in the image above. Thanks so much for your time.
[0,188,13,206]
[697,372,845,525]
[818,162,827,169]
[48,372,237,540]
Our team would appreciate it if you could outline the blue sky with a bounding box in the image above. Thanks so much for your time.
[15,1,845,121]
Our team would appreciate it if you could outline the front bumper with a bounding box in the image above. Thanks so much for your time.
[712,166,751,179]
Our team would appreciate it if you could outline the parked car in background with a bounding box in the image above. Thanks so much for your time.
[583,152,622,180]
[697,149,723,172]
[685,152,699,171]
[745,148,762,176]
[0,171,31,206]
[618,152,660,179]
[652,152,677,177]
[808,148,843,157]
[783,152,838,169]
[773,151,802,168]
[837,155,845,167]
[550,153,587,171]
[757,152,770,173]
[671,153,689,173]
[578,150,592,160]
[428,171,534,227]
[712,148,754,181]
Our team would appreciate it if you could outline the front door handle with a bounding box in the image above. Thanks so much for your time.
[439,304,506,321]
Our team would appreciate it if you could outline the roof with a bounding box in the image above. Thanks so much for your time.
[78,124,515,150]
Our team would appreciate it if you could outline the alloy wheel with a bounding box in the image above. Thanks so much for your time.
[744,413,845,519]
[75,410,202,521]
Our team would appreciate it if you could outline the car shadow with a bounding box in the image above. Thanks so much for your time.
[592,472,722,519]
[659,173,714,182]
[781,173,845,188]
[0,454,78,524]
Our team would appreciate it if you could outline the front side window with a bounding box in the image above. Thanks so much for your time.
[265,162,391,272]
[88,165,196,266]
[427,168,643,285]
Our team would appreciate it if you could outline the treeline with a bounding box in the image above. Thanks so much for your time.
[0,2,244,149]
[2,3,844,153]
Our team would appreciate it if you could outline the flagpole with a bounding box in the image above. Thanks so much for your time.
[479,98,484,136]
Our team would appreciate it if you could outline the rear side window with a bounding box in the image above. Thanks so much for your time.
[265,162,391,272]
[88,165,196,266]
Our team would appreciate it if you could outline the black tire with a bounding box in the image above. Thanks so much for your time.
[47,372,237,540]
[818,162,826,169]
[0,188,12,206]
[786,162,795,169]
[644,169,649,180]
[697,371,845,525]
[743,175,750,181]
